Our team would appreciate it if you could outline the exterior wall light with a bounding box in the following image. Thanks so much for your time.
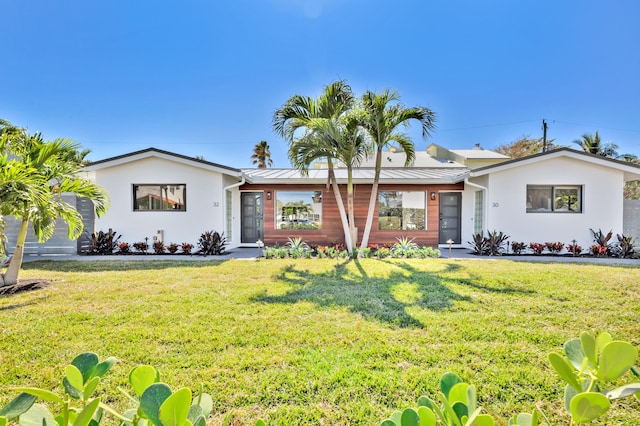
[430,192,437,201]
[266,191,272,200]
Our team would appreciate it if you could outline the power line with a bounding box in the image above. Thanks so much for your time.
[79,139,255,146]
[549,120,640,134]
[439,120,539,132]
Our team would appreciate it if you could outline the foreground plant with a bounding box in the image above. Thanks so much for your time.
[383,332,639,425]
[0,353,214,426]
[0,352,116,426]
[381,372,503,426]
[548,331,640,423]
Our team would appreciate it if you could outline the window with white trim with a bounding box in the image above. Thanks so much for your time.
[378,191,426,230]
[275,191,322,229]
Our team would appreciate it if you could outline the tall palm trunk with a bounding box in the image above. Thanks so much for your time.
[346,167,357,250]
[359,145,383,249]
[328,160,353,251]
[1,217,28,286]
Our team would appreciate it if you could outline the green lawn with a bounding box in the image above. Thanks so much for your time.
[1,258,639,425]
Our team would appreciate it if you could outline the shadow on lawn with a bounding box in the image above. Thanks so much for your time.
[253,260,474,329]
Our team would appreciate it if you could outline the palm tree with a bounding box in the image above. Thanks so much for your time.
[574,131,621,159]
[290,115,369,246]
[574,132,603,155]
[251,140,273,168]
[273,80,357,251]
[601,141,619,158]
[0,123,109,286]
[357,89,436,249]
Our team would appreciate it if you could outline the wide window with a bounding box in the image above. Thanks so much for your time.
[276,191,322,229]
[133,184,186,211]
[526,185,582,213]
[378,191,426,230]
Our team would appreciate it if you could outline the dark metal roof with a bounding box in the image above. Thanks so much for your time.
[471,147,640,174]
[86,147,242,173]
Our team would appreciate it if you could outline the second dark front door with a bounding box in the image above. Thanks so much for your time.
[439,192,461,244]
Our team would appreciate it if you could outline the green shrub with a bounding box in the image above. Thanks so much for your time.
[376,247,391,259]
[392,237,418,257]
[417,247,440,258]
[286,237,309,257]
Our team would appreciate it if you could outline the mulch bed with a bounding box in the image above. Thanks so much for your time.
[0,279,52,296]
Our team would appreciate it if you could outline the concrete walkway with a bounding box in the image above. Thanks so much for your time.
[19,247,639,266]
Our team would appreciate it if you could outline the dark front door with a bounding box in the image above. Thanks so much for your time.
[439,192,462,244]
[241,192,264,244]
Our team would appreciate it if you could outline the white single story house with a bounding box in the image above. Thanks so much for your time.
[84,149,245,249]
[74,144,640,253]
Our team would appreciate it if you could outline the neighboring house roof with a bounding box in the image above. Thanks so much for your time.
[426,143,509,170]
[349,151,466,168]
[242,167,469,184]
[85,147,243,176]
[450,149,510,160]
[470,147,640,181]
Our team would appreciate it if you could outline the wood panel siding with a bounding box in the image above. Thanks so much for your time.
[240,182,464,247]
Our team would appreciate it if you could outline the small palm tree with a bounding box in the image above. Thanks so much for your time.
[0,121,109,286]
[251,140,273,168]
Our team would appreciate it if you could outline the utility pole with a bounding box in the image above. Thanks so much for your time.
[542,119,548,152]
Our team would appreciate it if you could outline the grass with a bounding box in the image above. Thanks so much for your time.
[0,258,639,425]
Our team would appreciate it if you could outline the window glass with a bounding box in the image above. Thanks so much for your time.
[526,186,553,212]
[554,187,581,212]
[134,184,186,211]
[526,185,581,213]
[378,191,426,230]
[276,191,322,229]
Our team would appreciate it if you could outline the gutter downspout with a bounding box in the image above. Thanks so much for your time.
[464,176,488,234]
[223,176,246,247]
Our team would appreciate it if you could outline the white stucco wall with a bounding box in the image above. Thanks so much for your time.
[222,175,243,248]
[470,156,625,249]
[459,186,483,244]
[92,157,233,247]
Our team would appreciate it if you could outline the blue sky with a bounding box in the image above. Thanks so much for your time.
[2,0,639,168]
